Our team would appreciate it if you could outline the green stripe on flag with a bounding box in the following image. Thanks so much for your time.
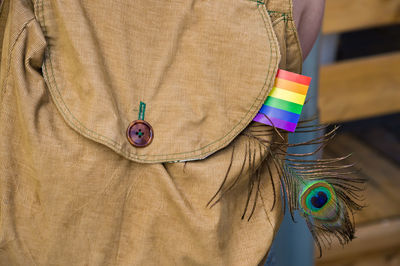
[264,97,303,114]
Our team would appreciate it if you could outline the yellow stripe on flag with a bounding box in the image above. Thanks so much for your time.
[269,87,306,105]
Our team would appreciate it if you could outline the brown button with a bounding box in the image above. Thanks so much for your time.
[126,120,154,147]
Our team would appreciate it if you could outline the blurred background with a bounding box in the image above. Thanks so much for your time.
[267,0,400,265]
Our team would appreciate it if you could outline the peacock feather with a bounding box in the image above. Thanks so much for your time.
[206,116,366,256]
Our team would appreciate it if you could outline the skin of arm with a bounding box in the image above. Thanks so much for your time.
[292,0,326,60]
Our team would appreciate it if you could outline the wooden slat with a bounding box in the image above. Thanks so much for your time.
[318,52,400,124]
[323,133,400,225]
[316,218,400,266]
[323,0,400,34]
[352,127,400,165]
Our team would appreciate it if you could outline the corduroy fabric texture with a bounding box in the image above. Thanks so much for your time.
[0,0,302,265]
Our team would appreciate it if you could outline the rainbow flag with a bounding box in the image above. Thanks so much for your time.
[253,69,311,132]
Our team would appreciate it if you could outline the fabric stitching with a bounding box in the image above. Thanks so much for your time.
[1,18,36,97]
[287,0,303,71]
[39,0,279,162]
[271,16,285,26]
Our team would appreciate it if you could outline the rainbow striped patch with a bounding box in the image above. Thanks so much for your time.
[253,69,311,132]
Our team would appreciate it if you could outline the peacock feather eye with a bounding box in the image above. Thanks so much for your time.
[300,181,339,221]
[311,191,328,208]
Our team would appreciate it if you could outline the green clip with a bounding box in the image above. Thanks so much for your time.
[138,101,146,120]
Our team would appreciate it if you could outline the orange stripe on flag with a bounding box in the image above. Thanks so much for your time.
[274,78,309,95]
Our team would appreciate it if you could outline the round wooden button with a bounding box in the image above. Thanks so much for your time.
[126,120,154,147]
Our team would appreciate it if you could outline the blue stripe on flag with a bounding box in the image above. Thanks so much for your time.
[259,105,300,124]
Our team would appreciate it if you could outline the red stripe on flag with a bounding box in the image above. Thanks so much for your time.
[276,69,312,86]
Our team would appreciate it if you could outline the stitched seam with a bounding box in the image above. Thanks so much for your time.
[33,0,41,22]
[1,18,36,96]
[268,11,292,23]
[39,0,279,162]
[291,30,303,72]
[287,21,303,73]
[287,0,303,71]
[272,16,284,26]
